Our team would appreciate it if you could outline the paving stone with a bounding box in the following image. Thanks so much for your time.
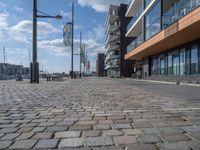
[38,121,56,126]
[159,127,184,134]
[61,148,91,150]
[9,139,37,149]
[17,127,33,132]
[133,119,153,128]
[112,124,132,129]
[98,120,113,125]
[20,123,38,127]
[108,115,125,120]
[34,139,59,149]
[56,121,74,126]
[46,126,68,132]
[189,132,200,140]
[0,141,13,149]
[113,136,138,145]
[0,133,20,140]
[159,143,190,150]
[0,124,19,128]
[138,134,161,143]
[124,129,143,135]
[32,132,53,139]
[94,146,123,150]
[162,134,191,142]
[93,116,106,120]
[103,130,123,136]
[0,128,18,133]
[70,125,92,131]
[17,132,34,140]
[95,124,110,130]
[142,128,161,134]
[64,118,79,122]
[55,131,81,138]
[85,136,113,147]
[115,119,131,124]
[76,120,97,125]
[127,144,157,150]
[181,126,200,133]
[59,138,83,148]
[32,127,46,132]
[83,130,101,137]
[186,139,200,150]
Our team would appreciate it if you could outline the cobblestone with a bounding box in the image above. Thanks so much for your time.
[34,139,59,149]
[0,78,200,149]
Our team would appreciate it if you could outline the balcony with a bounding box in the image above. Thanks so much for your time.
[126,0,143,17]
[105,54,119,63]
[127,33,144,52]
[162,0,200,29]
[127,5,143,32]
[105,33,119,44]
[105,44,119,55]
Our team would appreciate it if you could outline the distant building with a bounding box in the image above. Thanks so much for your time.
[0,63,30,80]
[96,53,105,77]
[105,4,134,78]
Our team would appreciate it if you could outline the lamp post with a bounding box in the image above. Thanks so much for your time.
[31,0,62,83]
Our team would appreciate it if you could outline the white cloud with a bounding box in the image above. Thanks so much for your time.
[8,20,60,43]
[14,6,24,12]
[60,11,71,19]
[0,11,9,28]
[77,0,129,12]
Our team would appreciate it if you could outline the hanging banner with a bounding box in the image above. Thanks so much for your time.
[63,23,72,46]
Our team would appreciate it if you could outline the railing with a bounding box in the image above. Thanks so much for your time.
[162,0,200,29]
[127,5,143,32]
[127,33,144,52]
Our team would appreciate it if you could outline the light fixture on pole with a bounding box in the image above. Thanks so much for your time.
[31,0,62,83]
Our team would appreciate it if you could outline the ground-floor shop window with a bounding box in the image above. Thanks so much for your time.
[168,53,173,75]
[191,45,198,75]
[180,48,186,75]
[173,51,180,75]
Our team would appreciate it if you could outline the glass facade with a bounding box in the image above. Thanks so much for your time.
[145,0,161,40]
[127,0,200,52]
[191,45,198,75]
[150,41,200,77]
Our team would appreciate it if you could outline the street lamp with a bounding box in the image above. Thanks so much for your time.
[31,0,62,83]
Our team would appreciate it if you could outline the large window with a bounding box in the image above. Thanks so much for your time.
[173,51,180,75]
[180,48,186,75]
[145,0,161,40]
[145,0,152,7]
[151,57,158,75]
[191,45,198,75]
[160,56,165,75]
[168,53,173,75]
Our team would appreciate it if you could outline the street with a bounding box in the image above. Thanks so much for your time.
[0,78,200,150]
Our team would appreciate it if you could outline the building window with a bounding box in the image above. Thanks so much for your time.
[180,48,186,75]
[168,53,173,75]
[145,0,152,7]
[191,45,198,75]
[173,51,180,75]
[186,49,191,75]
[151,57,158,75]
[160,55,165,75]
[145,0,161,40]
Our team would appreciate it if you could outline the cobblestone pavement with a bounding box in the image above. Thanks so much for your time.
[0,78,200,150]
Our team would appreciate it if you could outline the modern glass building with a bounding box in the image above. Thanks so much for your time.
[125,0,200,82]
[105,4,134,78]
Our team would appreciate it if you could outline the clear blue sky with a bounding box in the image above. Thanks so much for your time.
[0,0,128,73]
